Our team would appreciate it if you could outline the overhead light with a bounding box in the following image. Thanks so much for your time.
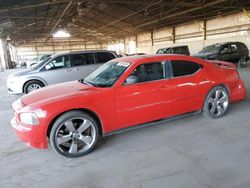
[53,30,70,38]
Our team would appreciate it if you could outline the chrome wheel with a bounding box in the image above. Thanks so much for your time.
[205,87,229,118]
[55,117,97,155]
[27,83,42,93]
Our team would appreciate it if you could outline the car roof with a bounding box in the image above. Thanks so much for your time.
[112,54,204,66]
[158,45,188,50]
[51,50,116,58]
[207,41,243,47]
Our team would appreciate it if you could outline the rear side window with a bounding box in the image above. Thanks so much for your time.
[70,53,94,66]
[181,46,189,54]
[172,47,181,54]
[96,52,116,63]
[171,60,201,77]
[237,43,247,51]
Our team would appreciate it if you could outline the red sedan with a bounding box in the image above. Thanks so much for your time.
[11,55,246,158]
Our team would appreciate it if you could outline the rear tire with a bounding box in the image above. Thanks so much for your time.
[203,86,229,119]
[24,80,44,94]
[50,110,99,158]
[238,57,247,68]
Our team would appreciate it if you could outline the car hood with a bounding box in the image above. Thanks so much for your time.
[8,69,38,78]
[21,81,95,106]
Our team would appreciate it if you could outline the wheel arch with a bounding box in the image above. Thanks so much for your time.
[22,79,46,93]
[46,108,103,138]
[202,83,230,108]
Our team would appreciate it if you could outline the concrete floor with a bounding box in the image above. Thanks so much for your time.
[0,66,250,188]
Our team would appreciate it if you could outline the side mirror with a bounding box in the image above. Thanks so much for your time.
[220,49,228,54]
[125,76,138,85]
[45,64,52,70]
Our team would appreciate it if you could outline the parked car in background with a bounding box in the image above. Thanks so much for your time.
[11,54,246,157]
[194,42,249,68]
[7,50,118,94]
[129,53,146,56]
[26,54,51,68]
[156,45,190,55]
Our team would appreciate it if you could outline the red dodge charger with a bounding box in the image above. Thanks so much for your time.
[11,55,246,157]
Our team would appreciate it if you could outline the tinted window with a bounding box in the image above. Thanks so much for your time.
[237,43,247,51]
[181,46,189,54]
[45,55,70,70]
[220,45,230,53]
[173,47,181,54]
[171,60,201,77]
[70,53,94,66]
[157,48,170,54]
[96,52,115,63]
[129,62,164,83]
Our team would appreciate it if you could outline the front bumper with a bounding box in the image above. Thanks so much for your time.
[11,117,47,149]
[7,81,23,94]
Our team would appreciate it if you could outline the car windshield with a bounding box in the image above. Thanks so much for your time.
[83,61,131,87]
[200,45,221,53]
[32,57,52,70]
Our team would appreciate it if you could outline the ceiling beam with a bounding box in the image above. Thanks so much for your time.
[44,0,74,42]
[0,0,69,13]
[135,0,227,28]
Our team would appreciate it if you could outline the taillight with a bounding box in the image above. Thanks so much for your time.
[236,70,240,78]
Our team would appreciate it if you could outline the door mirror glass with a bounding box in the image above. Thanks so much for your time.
[45,64,52,70]
[125,76,138,85]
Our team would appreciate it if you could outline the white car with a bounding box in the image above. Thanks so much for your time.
[7,50,118,94]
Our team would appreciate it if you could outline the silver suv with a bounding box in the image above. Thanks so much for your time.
[7,50,118,94]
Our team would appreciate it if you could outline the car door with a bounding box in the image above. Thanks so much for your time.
[228,43,239,63]
[115,61,173,130]
[70,53,96,80]
[219,44,231,62]
[168,60,204,116]
[38,55,74,85]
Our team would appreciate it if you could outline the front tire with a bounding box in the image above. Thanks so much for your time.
[50,110,99,158]
[203,86,229,119]
[24,80,44,94]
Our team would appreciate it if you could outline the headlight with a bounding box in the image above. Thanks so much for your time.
[20,112,39,125]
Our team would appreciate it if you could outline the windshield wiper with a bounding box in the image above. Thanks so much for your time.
[78,79,110,87]
[78,79,93,86]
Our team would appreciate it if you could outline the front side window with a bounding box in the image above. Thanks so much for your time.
[126,62,164,84]
[45,55,70,70]
[84,61,130,87]
[220,45,230,54]
[171,60,201,77]
[96,52,116,63]
[70,53,94,66]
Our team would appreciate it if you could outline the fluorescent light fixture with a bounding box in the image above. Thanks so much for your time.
[53,30,70,38]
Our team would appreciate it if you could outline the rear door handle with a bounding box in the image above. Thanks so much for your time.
[67,69,73,72]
